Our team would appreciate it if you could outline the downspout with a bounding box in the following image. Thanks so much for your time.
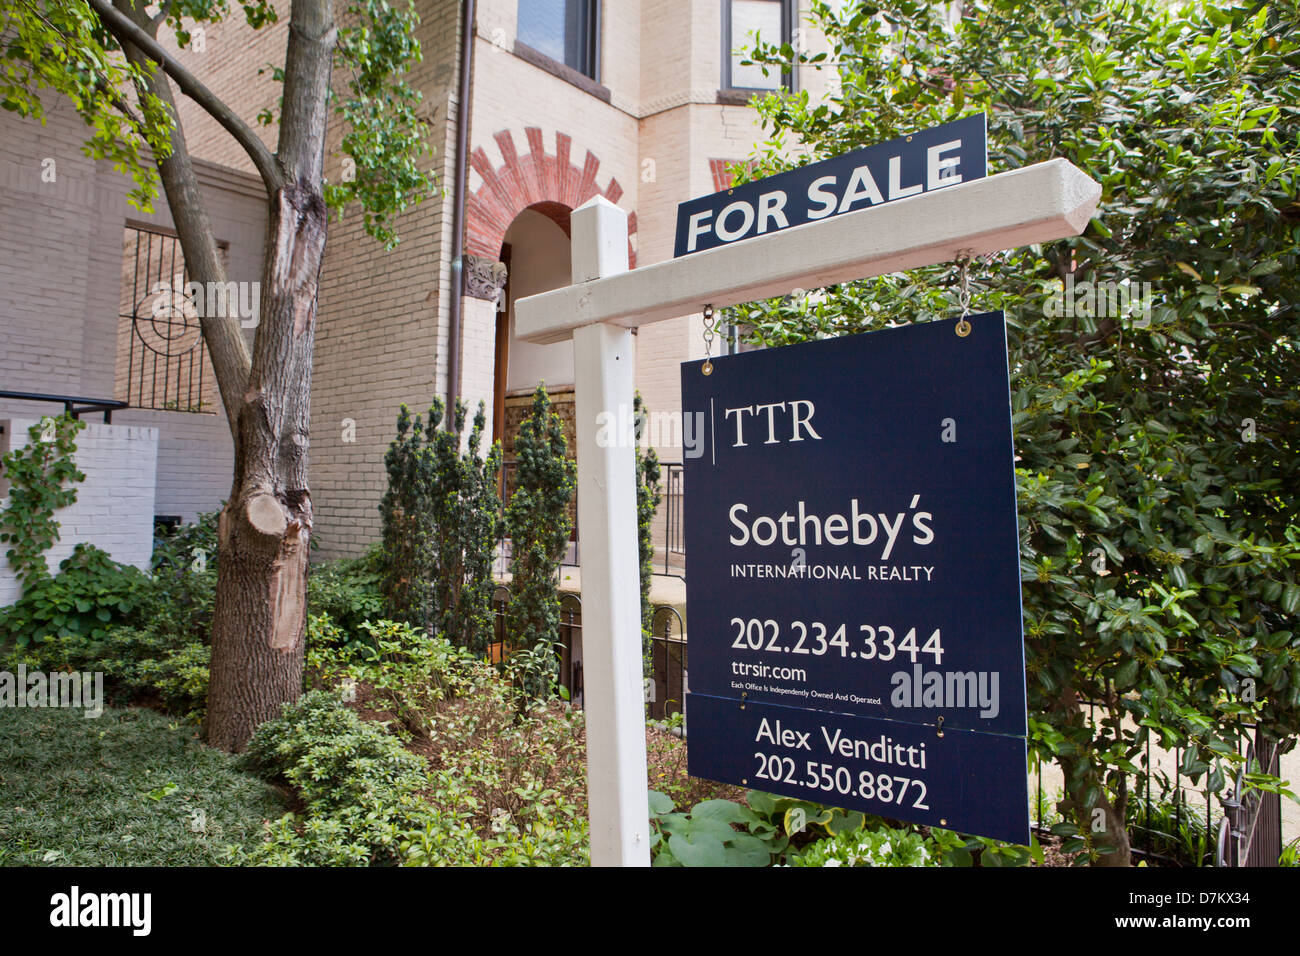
[446,0,476,423]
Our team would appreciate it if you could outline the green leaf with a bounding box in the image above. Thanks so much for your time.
[667,830,727,867]
[647,790,675,816]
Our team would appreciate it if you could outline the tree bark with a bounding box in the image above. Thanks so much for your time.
[204,0,336,751]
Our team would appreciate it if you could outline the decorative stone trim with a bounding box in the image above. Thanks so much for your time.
[463,254,509,302]
[465,127,637,267]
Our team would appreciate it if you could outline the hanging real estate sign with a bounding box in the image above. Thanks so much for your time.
[674,114,987,257]
[680,311,1030,844]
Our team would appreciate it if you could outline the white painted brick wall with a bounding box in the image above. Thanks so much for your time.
[0,419,158,607]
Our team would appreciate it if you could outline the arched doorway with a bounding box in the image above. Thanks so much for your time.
[493,206,575,449]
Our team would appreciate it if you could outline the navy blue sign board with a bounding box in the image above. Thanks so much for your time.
[680,311,1029,844]
[673,114,987,257]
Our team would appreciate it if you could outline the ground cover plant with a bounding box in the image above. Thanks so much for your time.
[0,705,287,866]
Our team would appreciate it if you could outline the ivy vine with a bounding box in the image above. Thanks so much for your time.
[0,415,86,589]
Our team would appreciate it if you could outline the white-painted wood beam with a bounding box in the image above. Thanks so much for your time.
[516,158,1101,344]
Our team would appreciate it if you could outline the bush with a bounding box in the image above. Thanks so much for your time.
[0,543,151,648]
[145,510,218,641]
[504,385,575,697]
[791,824,943,867]
[307,615,481,736]
[234,688,588,866]
[379,399,502,654]
[308,546,385,636]
[240,690,428,812]
[648,791,788,867]
[4,625,209,721]
[0,513,223,721]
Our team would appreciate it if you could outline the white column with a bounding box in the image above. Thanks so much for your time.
[569,196,650,866]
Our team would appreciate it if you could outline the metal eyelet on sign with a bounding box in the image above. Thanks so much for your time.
[702,303,718,375]
[936,715,945,738]
[955,318,971,337]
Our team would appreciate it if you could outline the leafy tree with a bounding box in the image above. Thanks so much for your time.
[1,0,438,748]
[736,0,1300,865]
[505,384,576,697]
[379,399,502,655]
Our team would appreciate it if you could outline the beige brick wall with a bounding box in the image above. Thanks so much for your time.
[0,101,264,529]
[307,0,462,557]
[152,4,461,556]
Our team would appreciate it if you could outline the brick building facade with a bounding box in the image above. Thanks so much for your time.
[0,1,833,565]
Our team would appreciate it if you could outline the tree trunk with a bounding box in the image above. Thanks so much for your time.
[203,0,336,751]
[1058,753,1133,867]
[99,0,339,751]
[204,181,327,751]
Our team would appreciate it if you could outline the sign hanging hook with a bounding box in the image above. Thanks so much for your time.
[954,254,973,337]
[701,304,717,375]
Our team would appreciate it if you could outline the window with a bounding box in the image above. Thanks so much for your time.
[722,0,793,92]
[516,0,600,80]
[116,225,222,414]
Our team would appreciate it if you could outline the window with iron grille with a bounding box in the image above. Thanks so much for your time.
[116,224,223,414]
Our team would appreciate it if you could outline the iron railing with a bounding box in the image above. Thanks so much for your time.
[487,587,687,724]
[1028,699,1289,866]
[1216,728,1284,867]
[660,461,685,579]
[0,390,126,423]
[491,459,685,579]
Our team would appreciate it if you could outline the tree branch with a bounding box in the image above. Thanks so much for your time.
[149,0,171,29]
[85,0,283,194]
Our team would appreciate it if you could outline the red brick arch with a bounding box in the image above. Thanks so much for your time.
[465,128,636,267]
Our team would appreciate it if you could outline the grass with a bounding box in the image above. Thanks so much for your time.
[0,705,288,866]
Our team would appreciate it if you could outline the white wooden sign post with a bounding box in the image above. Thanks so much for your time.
[516,159,1102,867]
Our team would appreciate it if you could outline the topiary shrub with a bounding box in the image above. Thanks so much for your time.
[504,384,576,698]
[634,392,662,633]
[379,399,502,654]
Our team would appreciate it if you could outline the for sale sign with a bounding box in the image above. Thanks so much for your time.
[681,311,1030,844]
[674,114,986,257]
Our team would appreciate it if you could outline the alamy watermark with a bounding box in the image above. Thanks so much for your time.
[0,665,104,718]
[150,274,260,328]
[1041,274,1157,326]
[595,405,706,458]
